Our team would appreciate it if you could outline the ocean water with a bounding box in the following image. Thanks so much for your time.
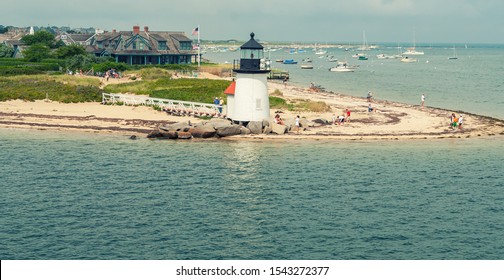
[205,44,504,119]
[1,129,503,259]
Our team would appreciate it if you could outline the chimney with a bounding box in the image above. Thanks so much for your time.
[133,26,140,35]
[144,26,149,33]
[112,29,116,33]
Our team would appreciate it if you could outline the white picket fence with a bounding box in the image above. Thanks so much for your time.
[102,93,225,118]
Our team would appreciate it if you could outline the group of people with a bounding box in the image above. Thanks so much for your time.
[274,114,301,133]
[450,113,464,129]
[213,97,224,113]
[104,69,120,81]
[332,109,351,125]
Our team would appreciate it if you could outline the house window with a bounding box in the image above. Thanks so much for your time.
[159,41,167,50]
[140,42,143,50]
[132,41,136,50]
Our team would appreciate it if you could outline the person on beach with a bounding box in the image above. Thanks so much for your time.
[283,76,288,88]
[421,94,425,108]
[450,113,455,128]
[345,109,351,123]
[274,114,284,125]
[295,115,300,133]
[368,103,374,112]
[218,98,224,114]
[367,91,373,102]
[458,115,464,129]
[452,115,459,128]
[338,115,345,125]
[332,114,337,125]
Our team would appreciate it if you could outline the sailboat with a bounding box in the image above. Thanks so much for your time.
[448,45,458,60]
[355,31,369,60]
[403,33,424,55]
[357,31,371,51]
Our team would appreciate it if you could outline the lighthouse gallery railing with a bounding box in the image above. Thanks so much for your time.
[102,93,225,118]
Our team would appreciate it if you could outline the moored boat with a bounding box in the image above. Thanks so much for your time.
[283,59,298,64]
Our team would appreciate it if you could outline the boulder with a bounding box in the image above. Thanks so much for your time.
[206,119,233,129]
[216,125,242,137]
[262,119,270,128]
[240,127,252,135]
[159,131,178,139]
[247,121,263,134]
[300,118,310,128]
[312,118,329,125]
[147,130,163,138]
[159,122,193,132]
[189,126,216,138]
[271,123,287,135]
[177,131,192,139]
[263,126,272,134]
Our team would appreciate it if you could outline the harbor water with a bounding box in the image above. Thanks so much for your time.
[1,129,503,259]
[205,44,504,120]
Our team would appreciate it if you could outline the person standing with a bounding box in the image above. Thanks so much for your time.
[345,109,351,123]
[295,115,300,134]
[458,115,464,129]
[218,97,224,114]
[421,94,425,108]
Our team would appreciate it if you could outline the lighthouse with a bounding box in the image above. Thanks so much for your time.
[225,32,271,123]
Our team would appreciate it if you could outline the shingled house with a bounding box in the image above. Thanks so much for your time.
[86,26,198,65]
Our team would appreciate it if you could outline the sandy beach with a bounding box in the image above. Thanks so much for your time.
[1,73,503,140]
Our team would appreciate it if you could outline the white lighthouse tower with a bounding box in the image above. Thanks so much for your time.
[225,32,270,123]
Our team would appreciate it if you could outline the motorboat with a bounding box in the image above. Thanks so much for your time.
[283,59,298,64]
[330,62,355,72]
[330,66,354,72]
[301,64,314,69]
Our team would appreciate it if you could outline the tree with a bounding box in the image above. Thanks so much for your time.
[0,44,14,57]
[23,43,53,62]
[56,45,86,59]
[21,30,56,48]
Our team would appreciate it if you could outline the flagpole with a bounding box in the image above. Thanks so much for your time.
[197,25,200,70]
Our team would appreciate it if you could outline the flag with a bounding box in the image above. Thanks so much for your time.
[192,26,199,36]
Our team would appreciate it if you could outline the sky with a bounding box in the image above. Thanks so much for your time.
[2,0,503,44]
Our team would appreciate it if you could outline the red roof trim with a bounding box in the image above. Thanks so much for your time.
[224,81,236,95]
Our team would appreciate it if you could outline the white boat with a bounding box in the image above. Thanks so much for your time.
[330,66,354,72]
[357,31,371,51]
[400,56,417,63]
[315,49,327,55]
[403,33,424,55]
[301,64,314,69]
[330,61,355,72]
[403,48,424,55]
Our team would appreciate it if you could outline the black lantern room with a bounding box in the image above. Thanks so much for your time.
[233,32,270,74]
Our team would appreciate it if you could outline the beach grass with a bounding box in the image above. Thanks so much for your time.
[104,77,231,104]
[0,75,101,103]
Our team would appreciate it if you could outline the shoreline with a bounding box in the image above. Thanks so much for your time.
[1,75,503,141]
